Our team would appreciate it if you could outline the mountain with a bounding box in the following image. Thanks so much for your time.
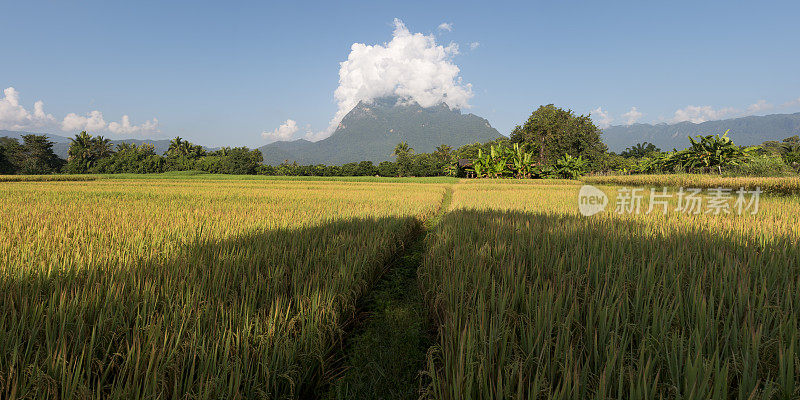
[602,112,800,152]
[0,130,202,159]
[259,97,501,165]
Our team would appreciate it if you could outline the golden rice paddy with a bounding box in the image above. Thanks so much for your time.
[2,176,798,399]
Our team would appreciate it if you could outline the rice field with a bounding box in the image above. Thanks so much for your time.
[0,178,445,398]
[420,180,800,399]
[583,174,800,195]
[2,175,799,399]
[0,175,98,182]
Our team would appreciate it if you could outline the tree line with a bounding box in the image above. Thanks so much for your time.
[258,143,457,177]
[2,104,796,177]
[605,133,800,176]
[0,134,264,175]
[0,104,610,178]
[0,135,65,174]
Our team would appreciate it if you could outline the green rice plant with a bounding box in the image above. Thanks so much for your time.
[420,182,800,399]
[0,178,445,399]
[724,154,796,177]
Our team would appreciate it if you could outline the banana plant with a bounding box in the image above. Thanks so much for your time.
[444,162,458,177]
[469,143,538,178]
[511,143,533,178]
[685,130,750,173]
[492,156,507,178]
[469,149,488,178]
[553,154,587,179]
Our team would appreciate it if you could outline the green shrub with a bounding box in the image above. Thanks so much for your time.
[553,154,587,179]
[725,154,795,176]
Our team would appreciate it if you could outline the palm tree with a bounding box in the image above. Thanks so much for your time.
[782,135,800,154]
[68,131,93,163]
[167,136,186,156]
[622,142,660,158]
[393,141,413,157]
[116,142,136,152]
[92,136,113,160]
[139,143,156,156]
[434,144,452,161]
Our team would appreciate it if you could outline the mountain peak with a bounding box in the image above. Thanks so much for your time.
[351,96,459,114]
[260,97,500,165]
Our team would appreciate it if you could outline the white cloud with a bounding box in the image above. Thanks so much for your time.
[0,86,158,136]
[61,110,108,132]
[670,105,737,123]
[591,107,613,128]
[670,100,776,124]
[469,42,480,50]
[745,99,773,114]
[61,111,159,136]
[621,106,643,125]
[262,119,299,142]
[0,87,56,130]
[781,97,800,108]
[316,18,472,141]
[108,115,159,135]
[303,129,329,142]
[437,22,453,32]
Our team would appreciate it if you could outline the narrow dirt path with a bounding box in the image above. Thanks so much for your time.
[324,185,453,399]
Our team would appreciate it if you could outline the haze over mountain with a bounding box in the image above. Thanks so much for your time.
[258,97,501,165]
[602,112,800,152]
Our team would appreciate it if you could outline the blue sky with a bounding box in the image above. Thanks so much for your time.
[1,0,798,147]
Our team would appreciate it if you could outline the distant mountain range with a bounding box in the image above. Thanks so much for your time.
[602,112,800,152]
[7,109,797,164]
[258,97,501,165]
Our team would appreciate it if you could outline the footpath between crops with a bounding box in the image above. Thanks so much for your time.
[323,185,453,399]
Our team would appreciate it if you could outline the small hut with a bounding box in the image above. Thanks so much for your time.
[458,159,475,178]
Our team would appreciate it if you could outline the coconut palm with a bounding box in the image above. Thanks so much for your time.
[434,144,452,161]
[116,142,136,152]
[92,136,113,160]
[68,131,93,165]
[167,136,189,157]
[393,141,413,157]
[67,131,113,172]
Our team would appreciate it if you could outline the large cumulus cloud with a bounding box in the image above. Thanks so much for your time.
[330,19,472,135]
[267,19,474,142]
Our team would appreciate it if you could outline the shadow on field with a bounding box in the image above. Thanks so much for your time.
[0,215,419,400]
[5,207,799,400]
[421,209,800,399]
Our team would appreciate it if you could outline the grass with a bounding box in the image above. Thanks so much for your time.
[325,187,454,400]
[583,174,800,195]
[419,180,800,399]
[324,226,431,399]
[0,178,446,398]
